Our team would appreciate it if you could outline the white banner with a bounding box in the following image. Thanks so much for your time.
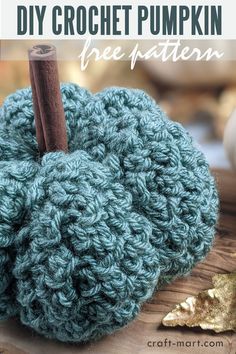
[0,0,233,40]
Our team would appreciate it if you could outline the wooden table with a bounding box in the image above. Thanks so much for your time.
[0,169,235,354]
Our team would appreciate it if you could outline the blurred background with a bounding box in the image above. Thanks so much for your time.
[0,58,236,169]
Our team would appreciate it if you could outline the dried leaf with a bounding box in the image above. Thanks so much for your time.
[162,272,236,333]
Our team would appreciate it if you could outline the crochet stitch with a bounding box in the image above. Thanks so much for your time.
[0,83,218,342]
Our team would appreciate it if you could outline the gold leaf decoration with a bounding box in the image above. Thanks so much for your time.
[162,272,236,333]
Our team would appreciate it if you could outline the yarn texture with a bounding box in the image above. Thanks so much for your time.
[0,84,218,342]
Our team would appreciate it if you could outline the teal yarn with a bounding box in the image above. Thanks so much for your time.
[14,151,159,342]
[0,83,218,342]
[0,160,39,318]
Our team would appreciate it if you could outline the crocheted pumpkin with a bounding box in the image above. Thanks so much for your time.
[0,84,218,342]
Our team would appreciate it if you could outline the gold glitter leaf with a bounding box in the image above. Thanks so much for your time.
[162,272,236,333]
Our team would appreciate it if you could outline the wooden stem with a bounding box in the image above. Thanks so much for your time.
[28,44,68,155]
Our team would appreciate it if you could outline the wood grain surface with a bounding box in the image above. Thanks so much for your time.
[0,169,235,354]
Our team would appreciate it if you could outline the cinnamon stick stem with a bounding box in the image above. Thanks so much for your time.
[28,44,68,155]
[29,60,46,154]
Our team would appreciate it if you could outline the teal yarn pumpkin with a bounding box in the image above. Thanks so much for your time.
[0,84,218,342]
